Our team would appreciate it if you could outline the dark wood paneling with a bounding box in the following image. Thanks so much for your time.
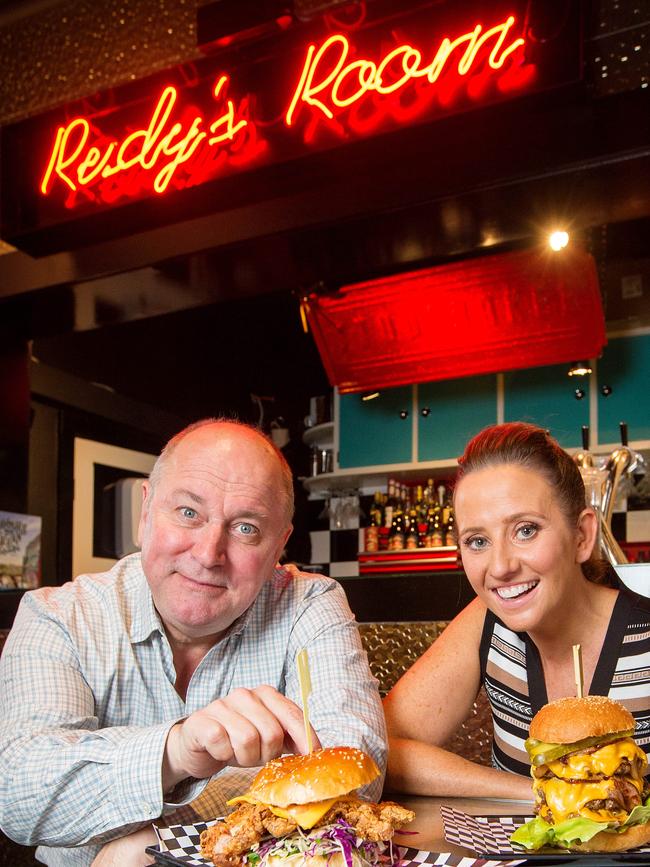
[340,570,475,622]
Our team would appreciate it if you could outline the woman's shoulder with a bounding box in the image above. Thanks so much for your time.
[442,597,489,643]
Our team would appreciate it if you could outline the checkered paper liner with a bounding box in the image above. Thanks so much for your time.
[147,819,524,867]
[441,806,650,858]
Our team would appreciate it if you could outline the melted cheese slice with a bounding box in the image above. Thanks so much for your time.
[226,794,338,829]
[546,740,647,780]
[534,773,643,824]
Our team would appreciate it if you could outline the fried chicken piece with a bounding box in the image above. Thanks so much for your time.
[260,811,298,837]
[201,796,415,865]
[200,802,265,866]
[200,801,300,866]
[324,797,415,842]
[377,801,417,828]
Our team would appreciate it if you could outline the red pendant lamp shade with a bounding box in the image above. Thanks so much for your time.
[304,246,606,393]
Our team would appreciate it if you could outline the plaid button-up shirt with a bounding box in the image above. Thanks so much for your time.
[0,554,386,866]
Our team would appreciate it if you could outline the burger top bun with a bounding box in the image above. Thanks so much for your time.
[529,695,635,745]
[567,821,650,853]
[248,747,380,808]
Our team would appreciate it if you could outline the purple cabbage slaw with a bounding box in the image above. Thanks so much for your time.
[242,818,398,867]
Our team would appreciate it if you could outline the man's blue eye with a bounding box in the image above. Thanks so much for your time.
[180,507,198,520]
[238,523,256,535]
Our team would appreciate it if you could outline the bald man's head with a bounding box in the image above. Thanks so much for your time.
[149,418,294,527]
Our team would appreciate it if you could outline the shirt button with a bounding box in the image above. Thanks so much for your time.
[143,804,154,817]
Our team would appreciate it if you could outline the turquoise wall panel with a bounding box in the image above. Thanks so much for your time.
[339,386,413,468]
[418,375,497,461]
[504,364,588,447]
[598,333,650,443]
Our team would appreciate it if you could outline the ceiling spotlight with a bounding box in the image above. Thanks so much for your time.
[549,230,569,251]
[568,360,592,377]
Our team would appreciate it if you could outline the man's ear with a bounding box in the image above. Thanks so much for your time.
[576,507,599,564]
[275,524,293,561]
[136,481,151,549]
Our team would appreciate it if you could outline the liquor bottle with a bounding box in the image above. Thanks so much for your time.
[444,506,456,547]
[424,507,441,547]
[371,490,384,527]
[423,508,434,548]
[364,493,382,552]
[405,508,419,550]
[389,506,405,551]
[384,479,396,530]
[414,485,424,521]
[440,484,452,526]
[378,497,390,552]
[437,484,447,519]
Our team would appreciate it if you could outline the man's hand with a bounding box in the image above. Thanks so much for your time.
[163,685,321,791]
[91,826,157,867]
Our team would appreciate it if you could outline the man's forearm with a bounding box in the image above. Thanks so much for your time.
[0,722,178,847]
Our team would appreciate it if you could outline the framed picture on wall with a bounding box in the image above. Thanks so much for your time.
[0,510,41,589]
[73,437,156,577]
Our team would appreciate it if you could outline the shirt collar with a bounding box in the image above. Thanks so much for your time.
[127,560,279,644]
[129,563,165,643]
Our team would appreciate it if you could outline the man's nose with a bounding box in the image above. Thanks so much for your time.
[488,539,519,580]
[192,523,227,568]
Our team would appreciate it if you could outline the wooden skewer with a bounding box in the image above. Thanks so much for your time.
[297,648,313,753]
[573,643,584,699]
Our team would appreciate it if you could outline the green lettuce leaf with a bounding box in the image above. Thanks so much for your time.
[510,817,556,849]
[511,816,609,850]
[552,817,611,847]
[622,802,650,828]
[512,792,650,850]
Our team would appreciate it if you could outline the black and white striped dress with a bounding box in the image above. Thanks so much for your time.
[478,588,650,776]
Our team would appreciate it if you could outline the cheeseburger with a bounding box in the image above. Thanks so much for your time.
[511,695,650,852]
[200,747,414,866]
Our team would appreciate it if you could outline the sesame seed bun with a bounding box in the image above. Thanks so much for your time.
[565,822,650,853]
[248,747,380,808]
[529,695,635,744]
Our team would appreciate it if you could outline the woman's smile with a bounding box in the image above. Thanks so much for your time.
[493,579,540,601]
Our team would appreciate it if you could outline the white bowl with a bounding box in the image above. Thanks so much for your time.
[614,563,650,597]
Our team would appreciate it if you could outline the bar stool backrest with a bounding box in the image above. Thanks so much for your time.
[358,621,494,767]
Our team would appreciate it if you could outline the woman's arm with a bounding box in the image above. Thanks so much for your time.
[386,738,532,799]
[383,598,532,800]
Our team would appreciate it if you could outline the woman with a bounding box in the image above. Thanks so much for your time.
[384,422,650,800]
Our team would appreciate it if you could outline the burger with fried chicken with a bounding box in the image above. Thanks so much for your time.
[200,746,414,866]
[511,695,650,852]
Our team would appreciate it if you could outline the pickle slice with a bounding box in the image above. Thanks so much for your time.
[525,729,634,766]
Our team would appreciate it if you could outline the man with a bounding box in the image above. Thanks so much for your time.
[0,420,386,866]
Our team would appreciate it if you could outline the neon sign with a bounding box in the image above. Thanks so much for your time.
[38,14,530,207]
[40,75,260,203]
[286,16,525,128]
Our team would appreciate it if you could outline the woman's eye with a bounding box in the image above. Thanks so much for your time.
[464,535,488,551]
[516,523,539,540]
